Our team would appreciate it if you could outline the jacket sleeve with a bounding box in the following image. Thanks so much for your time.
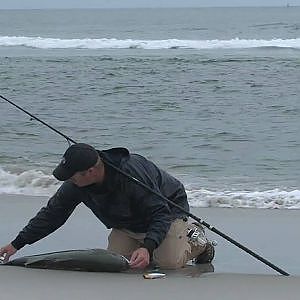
[120,157,173,254]
[127,180,173,252]
[11,181,82,250]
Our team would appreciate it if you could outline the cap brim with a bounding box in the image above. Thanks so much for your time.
[53,164,75,181]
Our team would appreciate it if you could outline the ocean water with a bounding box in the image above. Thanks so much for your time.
[0,7,299,209]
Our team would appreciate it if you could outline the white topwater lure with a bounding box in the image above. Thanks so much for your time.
[143,272,166,279]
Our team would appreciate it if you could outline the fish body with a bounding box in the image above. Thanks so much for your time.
[3,249,129,272]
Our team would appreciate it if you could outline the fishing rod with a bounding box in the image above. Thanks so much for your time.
[0,94,289,276]
[0,95,74,144]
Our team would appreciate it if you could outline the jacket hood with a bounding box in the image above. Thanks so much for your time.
[98,147,130,167]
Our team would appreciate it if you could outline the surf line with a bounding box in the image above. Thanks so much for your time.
[0,94,289,276]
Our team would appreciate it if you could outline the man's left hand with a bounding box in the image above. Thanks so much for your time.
[129,247,150,269]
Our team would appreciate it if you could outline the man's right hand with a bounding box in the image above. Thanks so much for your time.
[0,244,17,263]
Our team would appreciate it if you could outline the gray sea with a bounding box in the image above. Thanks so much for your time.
[0,7,299,208]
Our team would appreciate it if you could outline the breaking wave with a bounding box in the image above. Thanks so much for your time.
[0,167,60,196]
[186,188,300,209]
[0,167,299,209]
[0,36,300,50]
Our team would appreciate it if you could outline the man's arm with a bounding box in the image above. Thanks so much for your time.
[121,155,174,250]
[1,181,82,261]
[120,164,173,268]
[126,183,173,269]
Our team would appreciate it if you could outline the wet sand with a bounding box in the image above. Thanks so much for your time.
[1,266,300,300]
[1,194,300,299]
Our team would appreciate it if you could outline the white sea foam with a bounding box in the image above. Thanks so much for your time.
[186,188,300,209]
[0,36,300,50]
[0,167,299,209]
[0,167,60,196]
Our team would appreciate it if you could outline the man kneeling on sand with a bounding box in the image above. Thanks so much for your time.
[0,143,214,269]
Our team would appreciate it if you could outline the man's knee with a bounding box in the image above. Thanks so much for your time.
[107,229,140,257]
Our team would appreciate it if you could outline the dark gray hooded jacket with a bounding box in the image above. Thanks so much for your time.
[12,148,189,255]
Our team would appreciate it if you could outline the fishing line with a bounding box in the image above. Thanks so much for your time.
[0,94,290,276]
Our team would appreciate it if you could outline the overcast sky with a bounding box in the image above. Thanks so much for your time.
[0,0,299,9]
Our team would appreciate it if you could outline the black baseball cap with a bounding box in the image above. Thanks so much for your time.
[53,143,99,181]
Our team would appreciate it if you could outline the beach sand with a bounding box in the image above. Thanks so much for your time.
[1,194,300,299]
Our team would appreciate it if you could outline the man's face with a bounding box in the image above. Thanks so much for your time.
[70,169,95,187]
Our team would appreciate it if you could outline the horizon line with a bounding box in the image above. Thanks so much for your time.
[0,5,299,10]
